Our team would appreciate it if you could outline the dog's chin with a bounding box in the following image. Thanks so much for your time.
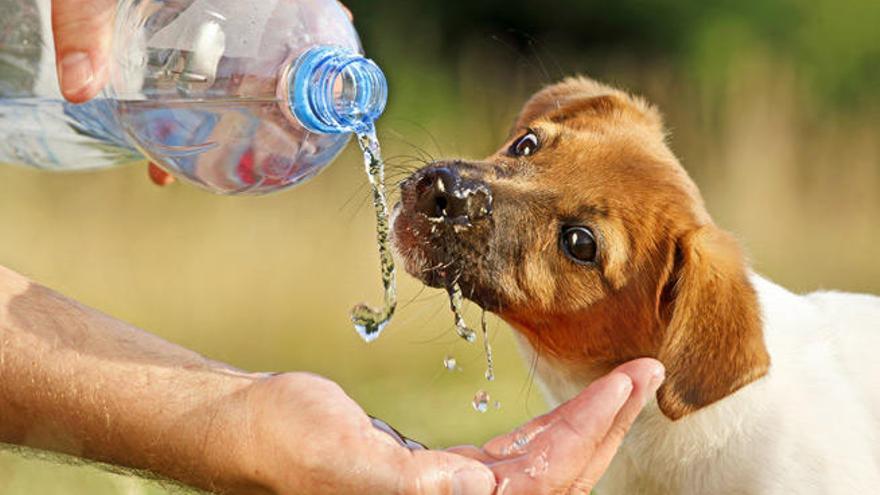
[391,206,451,288]
[391,205,504,311]
[391,206,431,284]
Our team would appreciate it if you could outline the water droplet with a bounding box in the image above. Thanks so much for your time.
[481,310,495,381]
[447,282,476,342]
[443,356,457,371]
[353,319,388,343]
[524,449,550,478]
[472,389,490,413]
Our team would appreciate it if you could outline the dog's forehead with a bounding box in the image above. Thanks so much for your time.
[515,78,615,126]
[504,87,710,237]
[513,76,661,134]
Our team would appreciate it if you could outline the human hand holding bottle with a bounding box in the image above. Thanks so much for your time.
[50,0,354,186]
[52,0,353,102]
[53,0,170,183]
[51,0,114,102]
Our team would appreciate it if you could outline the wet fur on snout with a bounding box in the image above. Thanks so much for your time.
[392,76,769,420]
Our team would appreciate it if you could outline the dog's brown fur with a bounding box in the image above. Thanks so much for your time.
[392,77,770,419]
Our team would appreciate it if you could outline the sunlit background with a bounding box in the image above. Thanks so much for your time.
[1,0,879,492]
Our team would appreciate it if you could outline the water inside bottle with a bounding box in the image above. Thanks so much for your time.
[350,125,397,341]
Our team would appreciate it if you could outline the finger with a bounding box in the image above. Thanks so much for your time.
[363,425,495,494]
[486,371,634,495]
[52,0,115,102]
[446,444,495,463]
[371,416,427,451]
[403,449,496,495]
[148,163,175,186]
[484,369,633,459]
[580,358,664,486]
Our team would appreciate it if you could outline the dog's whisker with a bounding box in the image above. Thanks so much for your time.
[387,120,446,158]
[520,32,560,85]
[421,259,455,274]
[338,181,375,216]
[384,154,431,167]
[490,32,552,87]
[389,136,437,164]
[519,346,541,419]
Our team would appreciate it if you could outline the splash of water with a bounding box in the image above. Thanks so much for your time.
[524,449,550,478]
[350,126,397,342]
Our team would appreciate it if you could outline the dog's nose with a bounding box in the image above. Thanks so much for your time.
[412,166,492,221]
[415,167,462,218]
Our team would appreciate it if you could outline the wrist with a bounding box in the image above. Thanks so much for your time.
[219,372,342,495]
[170,369,274,494]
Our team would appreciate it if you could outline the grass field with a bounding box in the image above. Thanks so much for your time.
[1,47,878,492]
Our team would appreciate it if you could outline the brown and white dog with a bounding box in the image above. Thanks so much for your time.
[391,77,880,494]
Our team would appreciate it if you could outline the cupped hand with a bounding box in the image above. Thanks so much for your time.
[452,358,664,494]
[51,0,351,186]
[231,358,663,495]
[237,372,496,495]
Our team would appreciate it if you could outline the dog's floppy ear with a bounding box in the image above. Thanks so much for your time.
[655,225,770,420]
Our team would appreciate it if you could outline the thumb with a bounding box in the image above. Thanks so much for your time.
[52,0,115,102]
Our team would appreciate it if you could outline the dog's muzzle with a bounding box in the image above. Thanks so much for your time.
[403,164,492,226]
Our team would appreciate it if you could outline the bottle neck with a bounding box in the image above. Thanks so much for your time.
[288,46,387,135]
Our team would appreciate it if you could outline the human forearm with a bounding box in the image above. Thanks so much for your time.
[0,265,263,493]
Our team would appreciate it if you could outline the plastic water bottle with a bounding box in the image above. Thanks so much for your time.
[0,0,387,195]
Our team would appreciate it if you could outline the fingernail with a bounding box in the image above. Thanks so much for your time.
[641,364,666,407]
[453,468,495,495]
[59,51,94,99]
[616,374,634,402]
[649,364,666,392]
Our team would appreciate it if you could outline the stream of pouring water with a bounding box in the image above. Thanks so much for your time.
[350,126,397,342]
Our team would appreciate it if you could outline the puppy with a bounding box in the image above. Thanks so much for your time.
[391,77,880,494]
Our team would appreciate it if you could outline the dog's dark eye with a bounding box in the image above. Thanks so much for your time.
[509,131,539,157]
[560,226,597,264]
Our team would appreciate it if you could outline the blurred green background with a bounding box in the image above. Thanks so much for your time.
[1,0,879,492]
